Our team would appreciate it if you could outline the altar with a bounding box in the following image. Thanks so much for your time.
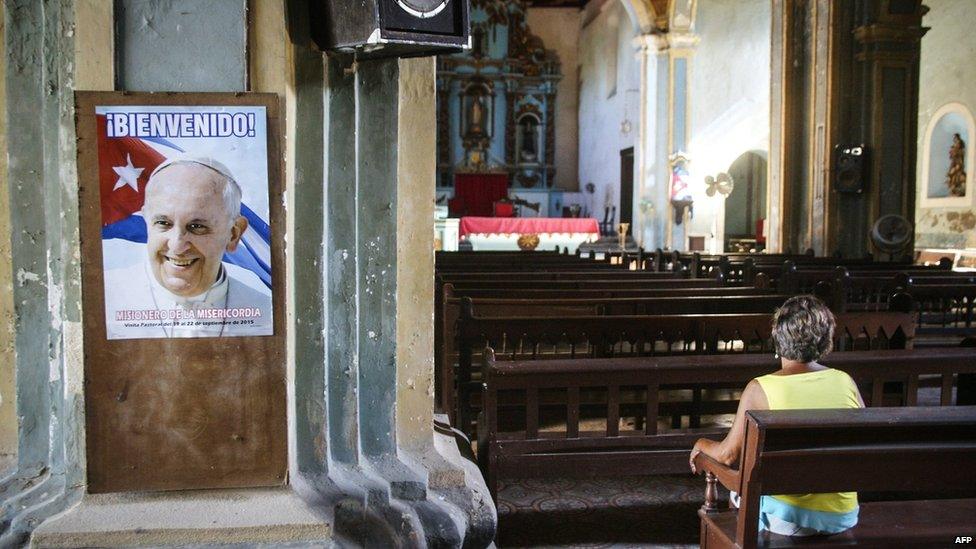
[459,217,600,253]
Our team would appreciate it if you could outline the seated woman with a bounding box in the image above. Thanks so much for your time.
[689,295,864,536]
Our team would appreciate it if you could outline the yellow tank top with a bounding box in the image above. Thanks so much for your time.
[755,368,861,514]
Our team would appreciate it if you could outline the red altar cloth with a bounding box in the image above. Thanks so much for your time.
[459,217,600,238]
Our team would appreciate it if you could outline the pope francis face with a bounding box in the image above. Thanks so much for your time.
[142,163,248,297]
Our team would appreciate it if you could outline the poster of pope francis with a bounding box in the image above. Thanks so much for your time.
[96,105,273,339]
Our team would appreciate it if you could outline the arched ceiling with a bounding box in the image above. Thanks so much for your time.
[613,0,696,35]
[648,0,670,32]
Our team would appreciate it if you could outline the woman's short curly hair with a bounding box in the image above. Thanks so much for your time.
[771,295,835,362]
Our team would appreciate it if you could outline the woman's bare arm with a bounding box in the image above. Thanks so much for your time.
[689,379,769,473]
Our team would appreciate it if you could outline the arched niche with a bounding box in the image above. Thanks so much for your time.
[461,80,493,141]
[515,112,541,166]
[920,102,976,208]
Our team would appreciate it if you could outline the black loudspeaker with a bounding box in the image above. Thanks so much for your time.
[309,0,470,59]
[834,144,867,194]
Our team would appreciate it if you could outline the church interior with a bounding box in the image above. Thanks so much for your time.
[2,0,976,547]
[436,0,976,260]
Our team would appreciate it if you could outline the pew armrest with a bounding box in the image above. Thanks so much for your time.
[694,452,740,491]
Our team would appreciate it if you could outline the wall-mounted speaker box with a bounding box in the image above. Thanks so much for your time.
[309,0,470,58]
[834,144,867,194]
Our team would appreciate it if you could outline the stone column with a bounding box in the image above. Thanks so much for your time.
[665,29,699,251]
[771,0,925,257]
[1,2,86,546]
[849,0,927,257]
[285,20,498,549]
[1,0,495,545]
[769,0,833,255]
[633,33,669,251]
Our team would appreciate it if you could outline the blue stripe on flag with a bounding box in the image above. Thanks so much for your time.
[102,214,147,242]
[241,204,270,240]
[224,244,272,289]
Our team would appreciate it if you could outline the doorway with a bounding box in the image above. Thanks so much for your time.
[724,151,768,252]
[619,147,634,226]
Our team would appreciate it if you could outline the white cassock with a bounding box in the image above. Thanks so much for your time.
[103,260,273,339]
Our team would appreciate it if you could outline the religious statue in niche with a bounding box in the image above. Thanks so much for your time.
[517,114,540,163]
[460,81,493,168]
[462,84,492,141]
[946,132,967,197]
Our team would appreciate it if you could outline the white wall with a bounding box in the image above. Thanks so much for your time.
[915,0,976,249]
[578,0,639,222]
[685,0,770,252]
[526,7,581,191]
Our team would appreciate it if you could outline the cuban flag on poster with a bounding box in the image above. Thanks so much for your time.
[96,105,273,339]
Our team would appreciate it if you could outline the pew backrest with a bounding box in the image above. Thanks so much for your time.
[453,310,915,431]
[482,350,976,504]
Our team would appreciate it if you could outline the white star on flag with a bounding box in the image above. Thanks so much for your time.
[112,153,144,192]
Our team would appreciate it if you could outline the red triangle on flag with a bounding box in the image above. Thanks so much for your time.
[97,114,167,227]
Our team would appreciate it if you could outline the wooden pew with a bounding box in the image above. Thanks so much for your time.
[693,406,976,549]
[480,349,976,503]
[437,249,651,271]
[437,291,797,417]
[446,286,775,300]
[439,270,689,282]
[454,310,915,433]
[434,272,731,405]
[443,277,722,291]
[775,263,973,310]
[898,282,976,347]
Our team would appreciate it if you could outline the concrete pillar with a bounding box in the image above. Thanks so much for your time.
[770,0,926,257]
[1,0,494,546]
[1,1,85,545]
[0,0,16,471]
[665,30,699,251]
[770,0,834,255]
[313,53,495,546]
[850,0,927,258]
[633,34,669,250]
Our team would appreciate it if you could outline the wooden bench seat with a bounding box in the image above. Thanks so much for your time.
[701,499,976,548]
[439,270,687,281]
[445,286,772,300]
[693,406,976,549]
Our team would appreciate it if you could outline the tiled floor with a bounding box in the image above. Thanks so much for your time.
[491,384,955,547]
[496,474,718,548]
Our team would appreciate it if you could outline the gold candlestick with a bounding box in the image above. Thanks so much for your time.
[617,223,629,251]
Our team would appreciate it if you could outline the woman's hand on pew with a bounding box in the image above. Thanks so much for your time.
[690,438,717,474]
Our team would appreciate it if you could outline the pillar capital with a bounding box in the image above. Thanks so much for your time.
[666,30,701,52]
[632,31,699,56]
[632,33,669,54]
